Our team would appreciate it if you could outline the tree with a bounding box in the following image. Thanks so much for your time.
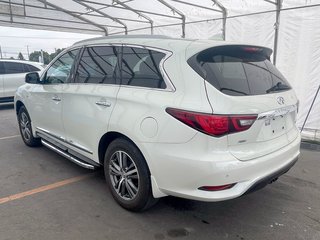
[50,48,64,60]
[29,48,65,64]
[18,52,24,60]
[29,50,50,64]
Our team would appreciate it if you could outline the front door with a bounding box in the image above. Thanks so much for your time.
[29,49,80,141]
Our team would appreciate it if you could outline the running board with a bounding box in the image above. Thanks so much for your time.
[41,140,96,170]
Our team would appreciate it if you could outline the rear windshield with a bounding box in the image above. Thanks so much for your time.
[188,45,291,96]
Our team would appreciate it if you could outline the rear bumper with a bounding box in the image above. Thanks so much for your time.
[144,132,301,201]
[245,156,298,195]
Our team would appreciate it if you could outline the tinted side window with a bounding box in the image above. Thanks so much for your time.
[0,62,4,74]
[4,62,24,74]
[75,46,119,84]
[121,47,166,89]
[45,49,79,84]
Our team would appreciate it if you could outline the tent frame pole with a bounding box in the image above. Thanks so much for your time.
[157,0,185,38]
[301,85,320,133]
[212,0,227,40]
[36,0,108,35]
[265,0,282,65]
[273,0,282,65]
[113,0,154,34]
[73,0,128,34]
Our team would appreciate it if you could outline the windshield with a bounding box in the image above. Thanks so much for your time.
[188,45,291,96]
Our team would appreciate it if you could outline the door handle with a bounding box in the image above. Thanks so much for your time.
[52,95,61,102]
[95,101,111,107]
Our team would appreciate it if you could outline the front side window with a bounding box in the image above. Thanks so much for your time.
[121,47,166,89]
[75,46,119,84]
[44,49,79,84]
[4,62,24,74]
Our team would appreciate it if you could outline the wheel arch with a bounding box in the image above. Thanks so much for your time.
[15,100,25,115]
[98,131,166,199]
[98,131,147,168]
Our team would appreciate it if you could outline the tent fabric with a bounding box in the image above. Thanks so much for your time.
[1,0,320,133]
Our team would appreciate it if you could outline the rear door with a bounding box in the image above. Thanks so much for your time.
[62,45,120,161]
[2,61,26,97]
[188,45,299,161]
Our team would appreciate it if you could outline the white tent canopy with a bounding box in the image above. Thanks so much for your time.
[0,0,320,136]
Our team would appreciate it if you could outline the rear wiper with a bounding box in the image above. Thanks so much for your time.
[220,88,248,95]
[266,82,290,93]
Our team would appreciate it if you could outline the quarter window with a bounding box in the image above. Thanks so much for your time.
[75,46,119,84]
[121,47,166,89]
[45,49,79,84]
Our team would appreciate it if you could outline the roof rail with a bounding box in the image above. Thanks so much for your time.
[73,35,172,45]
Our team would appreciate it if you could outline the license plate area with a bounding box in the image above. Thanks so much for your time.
[262,116,287,139]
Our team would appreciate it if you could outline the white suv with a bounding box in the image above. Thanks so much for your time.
[14,36,301,211]
[0,59,44,103]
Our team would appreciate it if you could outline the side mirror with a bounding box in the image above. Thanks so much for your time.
[25,72,40,84]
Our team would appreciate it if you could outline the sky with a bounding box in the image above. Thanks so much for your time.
[0,26,101,60]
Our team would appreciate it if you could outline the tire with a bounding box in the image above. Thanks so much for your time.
[104,138,157,212]
[18,106,42,147]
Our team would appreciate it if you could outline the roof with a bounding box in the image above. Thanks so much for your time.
[72,35,266,58]
[72,34,231,53]
[0,59,44,66]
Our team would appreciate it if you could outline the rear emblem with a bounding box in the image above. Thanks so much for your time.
[277,96,285,105]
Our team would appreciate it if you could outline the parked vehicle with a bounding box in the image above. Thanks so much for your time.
[14,35,301,211]
[0,59,44,103]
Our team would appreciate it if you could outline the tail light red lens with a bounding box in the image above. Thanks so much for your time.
[166,108,257,137]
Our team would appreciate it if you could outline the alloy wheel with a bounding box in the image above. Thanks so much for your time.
[109,150,140,200]
[20,112,32,142]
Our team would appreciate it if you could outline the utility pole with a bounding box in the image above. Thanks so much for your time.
[26,45,30,60]
[0,46,2,59]
[41,49,44,64]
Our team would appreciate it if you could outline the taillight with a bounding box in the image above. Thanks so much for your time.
[166,108,257,137]
[230,116,257,132]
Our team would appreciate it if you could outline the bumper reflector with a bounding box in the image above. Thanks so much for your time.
[198,183,236,191]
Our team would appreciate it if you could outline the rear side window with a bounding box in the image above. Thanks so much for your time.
[188,45,291,96]
[75,46,119,84]
[0,62,4,74]
[121,47,166,89]
[4,62,25,74]
[24,64,40,72]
